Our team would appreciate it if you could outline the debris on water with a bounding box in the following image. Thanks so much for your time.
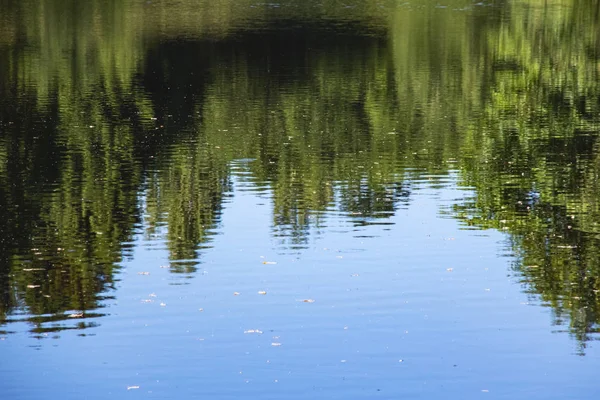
[233,292,240,296]
[141,299,153,303]
[398,359,404,363]
[149,293,157,297]
[26,285,40,289]
[262,261,277,265]
[302,299,315,303]
[258,290,267,295]
[160,302,166,307]
[199,308,204,312]
[68,313,83,318]
[271,342,282,346]
[351,273,359,277]
[137,272,150,275]
[160,265,170,269]
[244,329,263,334]
[481,389,489,393]
[446,268,453,272]
[340,360,347,363]
[127,386,140,390]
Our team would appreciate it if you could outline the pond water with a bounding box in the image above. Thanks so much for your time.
[1,0,600,398]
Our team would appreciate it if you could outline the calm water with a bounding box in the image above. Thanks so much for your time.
[1,0,600,398]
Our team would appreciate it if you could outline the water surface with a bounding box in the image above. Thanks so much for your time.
[1,0,600,399]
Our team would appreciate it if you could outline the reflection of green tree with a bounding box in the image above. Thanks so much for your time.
[144,127,231,274]
[192,30,414,245]
[0,0,152,333]
[449,0,600,350]
[1,0,600,348]
[0,86,150,334]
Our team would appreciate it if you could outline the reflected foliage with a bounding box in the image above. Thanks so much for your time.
[0,0,600,349]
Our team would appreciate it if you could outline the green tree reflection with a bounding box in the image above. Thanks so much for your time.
[0,0,599,349]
